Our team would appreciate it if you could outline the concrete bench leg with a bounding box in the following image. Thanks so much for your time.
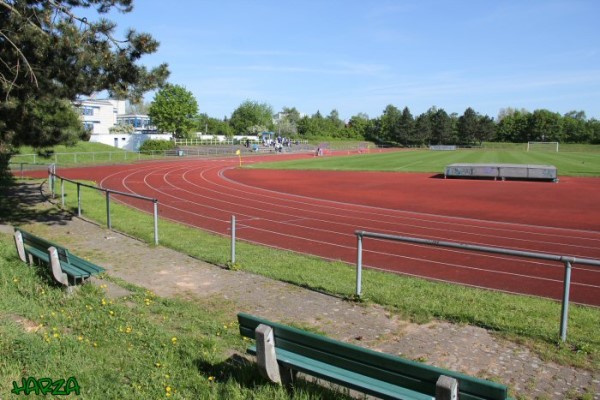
[255,324,282,384]
[14,230,26,263]
[436,375,458,400]
[48,246,69,287]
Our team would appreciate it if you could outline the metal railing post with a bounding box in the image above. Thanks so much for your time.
[48,165,53,198]
[231,215,236,264]
[106,191,111,229]
[356,232,363,297]
[153,200,159,245]
[560,258,573,342]
[77,183,82,217]
[61,179,65,206]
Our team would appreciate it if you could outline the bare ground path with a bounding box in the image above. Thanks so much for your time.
[1,182,598,399]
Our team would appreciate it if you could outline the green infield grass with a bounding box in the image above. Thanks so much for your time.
[251,147,600,177]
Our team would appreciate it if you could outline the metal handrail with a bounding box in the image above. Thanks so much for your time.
[354,230,600,342]
[49,167,159,245]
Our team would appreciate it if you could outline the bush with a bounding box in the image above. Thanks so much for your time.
[139,139,175,153]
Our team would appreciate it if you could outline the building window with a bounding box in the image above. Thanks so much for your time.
[81,106,95,116]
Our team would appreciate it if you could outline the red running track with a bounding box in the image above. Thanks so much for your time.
[32,154,600,306]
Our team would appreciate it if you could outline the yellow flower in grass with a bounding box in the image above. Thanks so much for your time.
[125,326,132,334]
[208,376,215,382]
[171,337,177,344]
[101,298,107,306]
[78,336,84,341]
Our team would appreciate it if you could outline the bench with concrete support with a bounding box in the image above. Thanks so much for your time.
[238,312,511,400]
[14,228,104,288]
[444,163,558,182]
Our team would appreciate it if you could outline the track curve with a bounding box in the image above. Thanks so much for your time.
[41,154,600,306]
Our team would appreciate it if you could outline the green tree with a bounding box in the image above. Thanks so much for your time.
[527,109,563,142]
[326,109,346,138]
[428,107,452,144]
[589,119,600,144]
[379,105,402,143]
[496,108,530,142]
[274,107,301,137]
[398,107,415,145]
[281,107,302,124]
[562,111,590,143]
[414,113,432,146]
[476,115,496,144]
[229,100,274,134]
[347,113,371,139]
[196,114,233,136]
[457,107,479,144]
[148,84,198,138]
[0,0,169,166]
[275,119,297,137]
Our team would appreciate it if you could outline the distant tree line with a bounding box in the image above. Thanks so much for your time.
[289,105,600,146]
[132,83,600,146]
[148,84,600,145]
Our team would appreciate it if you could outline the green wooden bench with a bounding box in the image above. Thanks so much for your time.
[14,228,104,288]
[238,313,512,400]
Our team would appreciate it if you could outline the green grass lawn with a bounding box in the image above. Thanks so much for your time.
[252,147,600,176]
[0,234,355,400]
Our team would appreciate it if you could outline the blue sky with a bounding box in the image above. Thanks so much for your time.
[99,0,599,120]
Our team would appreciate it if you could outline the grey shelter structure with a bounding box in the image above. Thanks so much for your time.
[444,163,558,182]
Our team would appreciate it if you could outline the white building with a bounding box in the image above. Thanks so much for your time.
[90,132,172,151]
[75,98,126,134]
[74,98,169,151]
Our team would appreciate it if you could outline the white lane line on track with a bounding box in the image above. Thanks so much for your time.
[217,166,600,240]
[198,167,600,255]
[95,159,600,294]
[108,162,600,276]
